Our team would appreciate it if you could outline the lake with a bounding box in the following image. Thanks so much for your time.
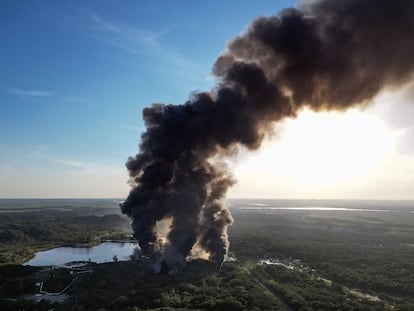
[24,242,138,266]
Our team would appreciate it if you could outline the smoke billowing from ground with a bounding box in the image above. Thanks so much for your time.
[121,0,414,270]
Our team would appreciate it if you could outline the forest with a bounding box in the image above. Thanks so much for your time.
[0,199,413,310]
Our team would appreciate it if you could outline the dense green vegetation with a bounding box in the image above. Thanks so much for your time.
[229,210,414,299]
[0,201,131,264]
[0,199,413,310]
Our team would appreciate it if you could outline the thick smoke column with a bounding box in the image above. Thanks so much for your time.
[121,0,414,269]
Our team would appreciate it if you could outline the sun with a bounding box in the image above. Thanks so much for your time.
[232,108,395,197]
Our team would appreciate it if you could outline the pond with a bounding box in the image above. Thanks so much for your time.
[24,242,139,266]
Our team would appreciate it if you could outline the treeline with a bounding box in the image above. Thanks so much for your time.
[1,204,413,310]
[229,210,414,299]
[254,263,414,311]
[0,212,131,264]
[0,261,287,311]
[3,259,411,311]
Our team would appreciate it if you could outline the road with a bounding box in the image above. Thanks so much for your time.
[248,267,294,311]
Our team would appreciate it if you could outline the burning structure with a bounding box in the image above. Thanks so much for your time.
[120,0,414,272]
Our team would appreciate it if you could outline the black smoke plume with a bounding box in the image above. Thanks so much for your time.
[121,0,414,270]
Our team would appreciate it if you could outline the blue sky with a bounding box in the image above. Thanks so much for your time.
[0,0,296,197]
[2,0,414,199]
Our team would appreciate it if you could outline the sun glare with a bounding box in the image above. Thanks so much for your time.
[280,109,394,182]
[234,108,395,192]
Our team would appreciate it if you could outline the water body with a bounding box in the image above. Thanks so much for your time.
[2,198,413,214]
[25,242,138,266]
[228,199,414,212]
[237,207,392,212]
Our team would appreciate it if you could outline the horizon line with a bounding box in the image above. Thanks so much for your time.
[1,197,414,202]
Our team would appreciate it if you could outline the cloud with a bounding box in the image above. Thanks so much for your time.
[9,88,55,97]
[56,159,88,168]
[0,142,128,197]
[371,82,414,154]
[86,11,170,54]
[56,158,124,177]
[81,11,204,76]
[1,157,127,198]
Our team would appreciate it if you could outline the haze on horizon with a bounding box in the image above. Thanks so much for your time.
[1,0,414,200]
